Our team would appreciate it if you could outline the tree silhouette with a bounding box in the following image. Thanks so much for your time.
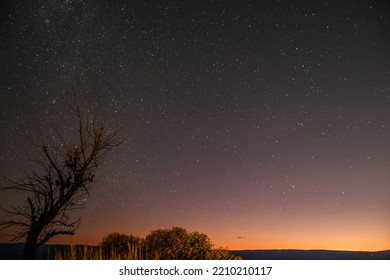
[100,233,143,259]
[144,226,240,260]
[144,227,212,259]
[0,92,124,259]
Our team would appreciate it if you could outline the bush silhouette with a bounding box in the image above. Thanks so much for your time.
[97,227,240,260]
[100,233,142,259]
[144,227,240,260]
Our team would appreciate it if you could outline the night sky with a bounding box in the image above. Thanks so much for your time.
[1,0,389,251]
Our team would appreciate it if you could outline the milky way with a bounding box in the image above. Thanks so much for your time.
[1,0,389,250]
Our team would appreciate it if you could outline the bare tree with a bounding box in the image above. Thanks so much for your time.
[0,94,124,259]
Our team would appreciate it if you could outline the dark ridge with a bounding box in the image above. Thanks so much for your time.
[0,243,76,260]
[233,249,390,260]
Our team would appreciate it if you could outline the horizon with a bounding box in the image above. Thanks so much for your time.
[4,227,387,252]
[2,242,390,253]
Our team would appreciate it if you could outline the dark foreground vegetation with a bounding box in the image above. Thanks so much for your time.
[1,244,389,260]
[1,226,389,260]
[0,227,240,260]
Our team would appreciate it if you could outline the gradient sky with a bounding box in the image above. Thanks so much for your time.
[0,0,389,251]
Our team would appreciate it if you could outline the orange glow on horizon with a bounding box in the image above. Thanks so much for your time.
[43,221,390,253]
[47,232,389,252]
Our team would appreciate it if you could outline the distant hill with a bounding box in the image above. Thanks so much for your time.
[0,243,67,260]
[1,243,389,260]
[233,249,390,260]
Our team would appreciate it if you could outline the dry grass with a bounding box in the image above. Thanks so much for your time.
[55,242,152,260]
[54,243,240,260]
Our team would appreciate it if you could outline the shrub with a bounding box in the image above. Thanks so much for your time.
[56,228,241,260]
[100,233,143,259]
[144,227,240,260]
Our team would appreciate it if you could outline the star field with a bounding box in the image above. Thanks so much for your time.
[1,0,389,250]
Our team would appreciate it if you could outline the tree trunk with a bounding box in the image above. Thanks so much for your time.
[23,232,39,260]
